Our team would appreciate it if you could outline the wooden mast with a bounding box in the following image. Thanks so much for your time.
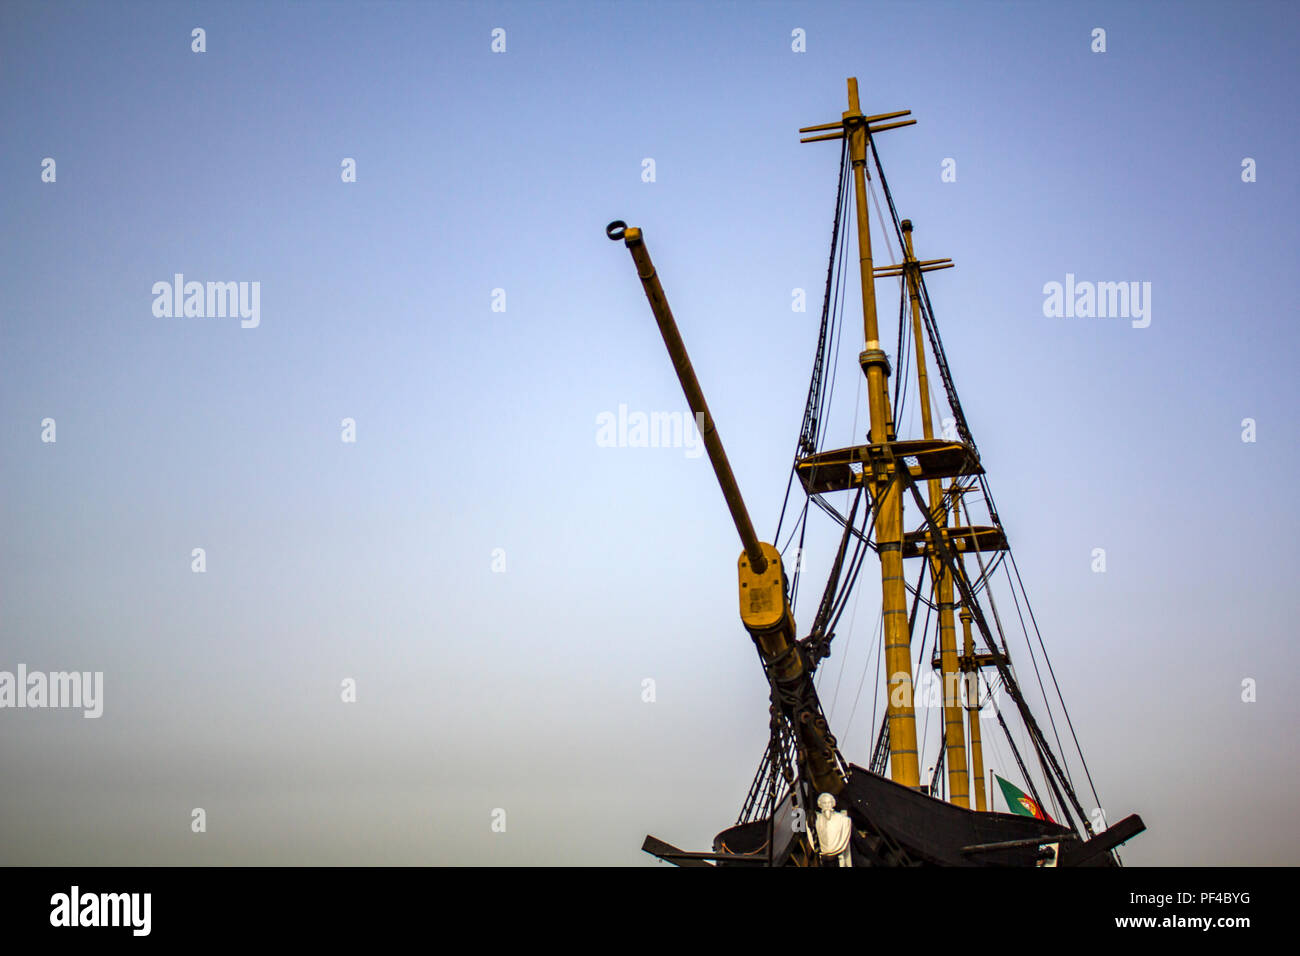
[810,78,924,789]
[898,220,969,806]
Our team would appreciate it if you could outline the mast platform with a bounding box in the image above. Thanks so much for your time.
[903,525,1007,559]
[795,438,982,495]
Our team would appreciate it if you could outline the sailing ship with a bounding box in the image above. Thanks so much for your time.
[605,78,1145,867]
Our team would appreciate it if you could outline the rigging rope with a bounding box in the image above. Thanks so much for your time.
[1007,545,1108,818]
[843,607,883,742]
[775,137,850,544]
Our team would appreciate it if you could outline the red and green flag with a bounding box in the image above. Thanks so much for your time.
[994,774,1055,823]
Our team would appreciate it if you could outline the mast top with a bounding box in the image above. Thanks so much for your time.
[798,78,915,144]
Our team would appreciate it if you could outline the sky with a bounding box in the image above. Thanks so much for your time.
[1,0,1297,866]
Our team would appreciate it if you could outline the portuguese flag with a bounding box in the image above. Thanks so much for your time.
[994,774,1055,823]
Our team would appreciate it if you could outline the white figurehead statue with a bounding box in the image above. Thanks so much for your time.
[814,792,851,867]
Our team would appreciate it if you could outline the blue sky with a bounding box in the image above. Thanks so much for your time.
[1,0,1296,864]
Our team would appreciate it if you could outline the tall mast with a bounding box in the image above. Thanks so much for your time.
[842,78,919,789]
[799,82,984,796]
[900,220,969,807]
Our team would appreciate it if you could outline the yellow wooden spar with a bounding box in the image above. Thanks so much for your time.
[605,221,845,798]
[960,603,988,812]
[951,487,998,812]
[801,78,922,789]
[896,220,969,806]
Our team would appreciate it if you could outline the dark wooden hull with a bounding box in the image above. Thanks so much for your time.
[713,764,1101,867]
[843,764,1081,865]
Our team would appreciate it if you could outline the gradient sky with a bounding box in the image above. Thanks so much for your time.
[1,0,1296,865]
